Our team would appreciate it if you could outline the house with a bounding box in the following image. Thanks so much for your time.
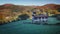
[32,14,48,22]
[32,9,48,24]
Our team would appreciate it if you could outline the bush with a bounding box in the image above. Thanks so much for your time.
[51,14,60,20]
[57,8,60,12]
[56,14,60,20]
[51,15,57,17]
[18,14,29,20]
[55,23,60,25]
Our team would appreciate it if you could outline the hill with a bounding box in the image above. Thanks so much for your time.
[0,4,60,23]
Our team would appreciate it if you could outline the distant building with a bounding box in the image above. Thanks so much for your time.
[32,9,48,24]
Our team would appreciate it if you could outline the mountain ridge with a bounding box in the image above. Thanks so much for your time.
[0,4,60,23]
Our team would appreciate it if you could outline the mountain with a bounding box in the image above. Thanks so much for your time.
[0,4,60,23]
[36,4,60,10]
[35,4,60,15]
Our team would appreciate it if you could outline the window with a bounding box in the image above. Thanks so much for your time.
[39,17,41,19]
[42,17,44,19]
[45,17,48,18]
[34,17,37,20]
[33,12,36,14]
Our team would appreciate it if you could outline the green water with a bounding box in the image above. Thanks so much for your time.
[0,17,60,34]
[47,17,60,24]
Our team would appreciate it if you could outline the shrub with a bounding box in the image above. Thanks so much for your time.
[55,23,60,25]
[57,8,60,12]
[18,14,29,20]
[56,14,60,20]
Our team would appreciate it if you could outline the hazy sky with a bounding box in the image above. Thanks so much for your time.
[0,0,60,6]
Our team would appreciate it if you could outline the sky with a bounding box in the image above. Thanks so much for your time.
[0,0,60,6]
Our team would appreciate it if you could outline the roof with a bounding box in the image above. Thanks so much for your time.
[33,14,48,17]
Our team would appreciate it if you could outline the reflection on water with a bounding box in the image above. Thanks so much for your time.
[0,17,60,34]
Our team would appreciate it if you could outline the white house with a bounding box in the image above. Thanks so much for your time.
[32,10,48,24]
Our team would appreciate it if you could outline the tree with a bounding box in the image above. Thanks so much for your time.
[51,15,57,17]
[18,14,29,20]
[51,14,60,20]
[57,8,60,12]
[56,14,60,20]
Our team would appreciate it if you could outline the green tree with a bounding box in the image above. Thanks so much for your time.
[57,8,60,12]
[18,14,29,20]
[56,14,60,20]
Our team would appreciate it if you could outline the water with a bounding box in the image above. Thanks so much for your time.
[0,17,60,34]
[47,17,60,24]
